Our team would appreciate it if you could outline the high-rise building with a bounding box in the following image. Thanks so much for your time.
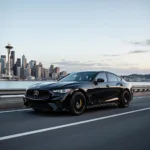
[20,67,25,79]
[29,60,36,69]
[52,73,58,80]
[13,64,17,76]
[39,62,43,68]
[60,71,67,76]
[0,62,1,75]
[24,65,31,78]
[25,58,27,67]
[44,69,49,78]
[0,55,6,74]
[31,67,36,77]
[16,66,21,77]
[36,65,42,79]
[16,58,21,67]
[49,64,54,73]
[0,59,2,74]
[22,55,26,68]
[10,69,14,76]
[54,67,60,74]
[41,68,45,78]
[27,64,31,76]
[11,51,15,66]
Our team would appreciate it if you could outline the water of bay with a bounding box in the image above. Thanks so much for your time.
[0,80,150,89]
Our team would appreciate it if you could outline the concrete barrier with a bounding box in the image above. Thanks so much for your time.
[0,97,24,110]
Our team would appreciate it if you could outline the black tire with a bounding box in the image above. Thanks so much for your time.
[118,90,131,108]
[70,92,86,115]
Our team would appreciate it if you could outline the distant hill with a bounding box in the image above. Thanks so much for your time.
[121,74,150,82]
[127,74,150,79]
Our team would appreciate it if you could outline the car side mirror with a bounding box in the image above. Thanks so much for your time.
[96,78,104,83]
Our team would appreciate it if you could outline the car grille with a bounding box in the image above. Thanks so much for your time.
[26,89,52,100]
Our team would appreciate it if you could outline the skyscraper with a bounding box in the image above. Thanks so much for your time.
[41,68,45,78]
[60,71,67,76]
[13,64,17,76]
[22,55,26,68]
[25,58,27,67]
[54,67,60,74]
[0,62,1,75]
[31,67,36,77]
[39,62,43,68]
[49,64,54,73]
[44,69,49,78]
[11,51,15,66]
[36,65,42,79]
[0,55,6,74]
[24,64,31,78]
[16,66,21,77]
[29,60,36,69]
[16,58,21,67]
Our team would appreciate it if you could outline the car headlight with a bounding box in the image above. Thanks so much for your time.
[52,89,72,94]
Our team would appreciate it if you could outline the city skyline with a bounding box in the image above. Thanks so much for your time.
[0,45,67,80]
[0,0,150,75]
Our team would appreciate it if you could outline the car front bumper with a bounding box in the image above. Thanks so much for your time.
[23,93,70,111]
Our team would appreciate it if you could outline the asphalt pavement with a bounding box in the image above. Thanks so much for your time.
[0,93,150,150]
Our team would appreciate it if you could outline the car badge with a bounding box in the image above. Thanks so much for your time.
[34,90,39,97]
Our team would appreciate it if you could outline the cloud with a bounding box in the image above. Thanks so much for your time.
[129,50,150,54]
[130,39,150,46]
[102,54,120,57]
[53,60,109,67]
[53,60,137,71]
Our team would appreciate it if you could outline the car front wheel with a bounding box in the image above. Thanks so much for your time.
[70,92,86,115]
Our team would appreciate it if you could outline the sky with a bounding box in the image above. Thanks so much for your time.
[0,0,150,75]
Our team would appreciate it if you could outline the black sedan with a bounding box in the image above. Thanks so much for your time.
[24,71,133,115]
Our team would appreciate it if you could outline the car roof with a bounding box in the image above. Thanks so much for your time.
[69,71,119,75]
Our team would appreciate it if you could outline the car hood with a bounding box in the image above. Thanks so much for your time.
[28,81,89,90]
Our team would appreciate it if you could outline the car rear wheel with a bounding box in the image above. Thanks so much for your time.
[70,92,86,115]
[118,90,131,108]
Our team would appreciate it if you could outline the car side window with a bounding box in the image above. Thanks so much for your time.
[107,73,118,82]
[95,73,107,82]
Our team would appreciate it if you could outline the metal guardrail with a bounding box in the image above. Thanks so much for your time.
[132,85,150,92]
[0,89,26,96]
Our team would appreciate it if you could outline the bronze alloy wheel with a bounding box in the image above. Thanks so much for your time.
[70,92,86,115]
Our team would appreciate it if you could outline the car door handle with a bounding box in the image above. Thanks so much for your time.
[117,83,123,86]
[106,84,109,87]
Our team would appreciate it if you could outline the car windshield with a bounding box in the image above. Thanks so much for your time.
[59,72,98,82]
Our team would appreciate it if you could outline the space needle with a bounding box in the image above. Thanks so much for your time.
[5,43,13,78]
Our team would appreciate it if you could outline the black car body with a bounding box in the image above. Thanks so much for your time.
[24,71,133,115]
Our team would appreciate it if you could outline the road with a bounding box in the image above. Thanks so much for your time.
[0,92,150,150]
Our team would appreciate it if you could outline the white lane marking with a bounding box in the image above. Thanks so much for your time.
[0,108,31,114]
[0,107,150,141]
